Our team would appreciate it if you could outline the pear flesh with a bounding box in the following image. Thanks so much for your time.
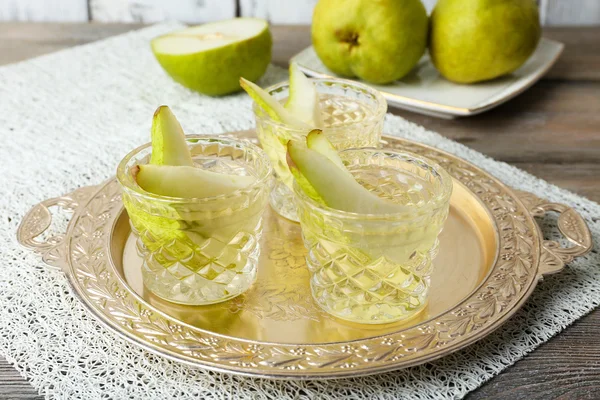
[135,164,255,198]
[285,63,323,127]
[287,138,402,214]
[150,106,193,167]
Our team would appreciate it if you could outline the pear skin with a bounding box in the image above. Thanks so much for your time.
[430,0,541,83]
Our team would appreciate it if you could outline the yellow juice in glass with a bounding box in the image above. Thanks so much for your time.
[117,136,272,306]
[294,149,452,323]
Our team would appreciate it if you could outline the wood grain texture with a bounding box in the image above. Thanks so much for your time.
[545,0,600,26]
[90,0,235,23]
[0,23,598,400]
[239,0,436,23]
[467,310,600,400]
[240,0,318,24]
[543,27,600,80]
[0,0,88,22]
[0,22,145,65]
[0,363,42,399]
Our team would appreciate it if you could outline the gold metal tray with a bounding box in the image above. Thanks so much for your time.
[17,131,592,379]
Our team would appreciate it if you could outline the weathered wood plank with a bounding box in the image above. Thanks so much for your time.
[240,0,317,24]
[0,0,88,22]
[543,27,600,80]
[0,22,145,65]
[90,0,236,23]
[0,364,42,399]
[421,0,438,13]
[238,0,436,23]
[393,81,600,164]
[545,0,600,26]
[510,163,600,202]
[468,310,600,400]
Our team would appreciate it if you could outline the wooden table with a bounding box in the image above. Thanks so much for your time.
[1,23,599,399]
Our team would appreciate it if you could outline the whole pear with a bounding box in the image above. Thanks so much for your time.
[429,0,541,84]
[311,0,428,84]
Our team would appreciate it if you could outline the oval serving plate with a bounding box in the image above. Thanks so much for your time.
[18,131,592,379]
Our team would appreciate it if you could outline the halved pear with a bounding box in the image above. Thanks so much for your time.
[285,63,323,127]
[305,129,344,169]
[135,164,255,199]
[151,18,272,96]
[287,139,402,214]
[150,106,193,167]
[240,77,309,128]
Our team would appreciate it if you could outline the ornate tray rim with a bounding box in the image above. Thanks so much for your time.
[17,132,592,379]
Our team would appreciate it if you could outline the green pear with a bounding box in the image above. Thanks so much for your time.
[135,164,255,198]
[287,138,402,214]
[150,105,193,166]
[285,63,323,127]
[151,18,272,96]
[311,0,428,84]
[429,0,541,84]
[240,77,310,128]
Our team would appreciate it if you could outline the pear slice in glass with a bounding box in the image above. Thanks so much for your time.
[285,63,323,127]
[240,77,309,128]
[150,105,193,167]
[286,138,401,214]
[135,164,255,198]
[305,129,344,168]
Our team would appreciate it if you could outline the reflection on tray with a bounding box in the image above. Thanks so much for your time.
[117,181,495,344]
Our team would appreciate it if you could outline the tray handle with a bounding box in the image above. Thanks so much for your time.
[515,190,593,276]
[17,185,98,272]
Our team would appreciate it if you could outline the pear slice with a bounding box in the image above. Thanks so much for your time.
[286,142,325,204]
[285,63,323,127]
[240,77,309,128]
[150,106,193,167]
[135,164,255,198]
[305,129,345,169]
[287,139,402,214]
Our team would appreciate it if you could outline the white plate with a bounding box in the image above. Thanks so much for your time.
[290,38,564,119]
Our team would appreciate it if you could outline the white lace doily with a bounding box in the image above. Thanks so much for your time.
[0,22,598,400]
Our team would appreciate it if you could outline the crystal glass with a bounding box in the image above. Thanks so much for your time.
[253,78,387,221]
[117,136,272,305]
[294,148,452,324]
